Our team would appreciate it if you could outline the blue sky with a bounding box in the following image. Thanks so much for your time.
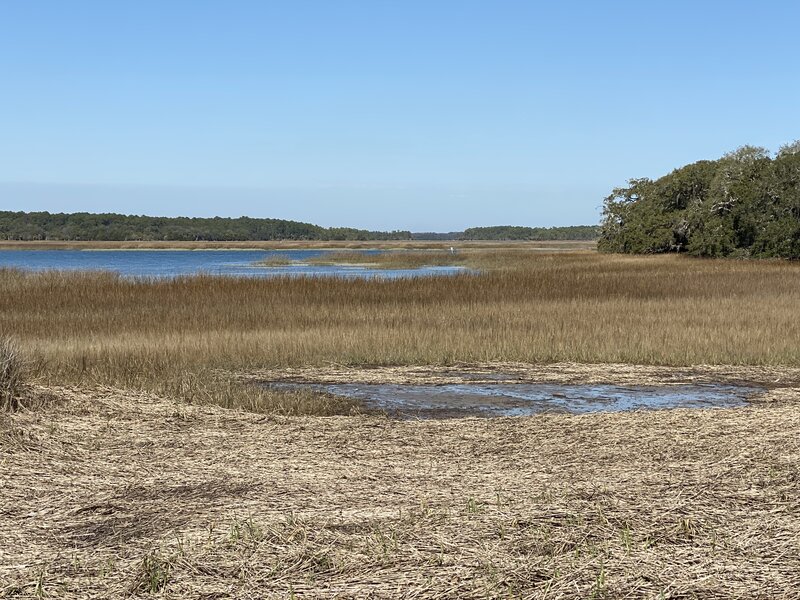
[1,1,798,231]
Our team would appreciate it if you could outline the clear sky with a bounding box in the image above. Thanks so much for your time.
[1,1,798,231]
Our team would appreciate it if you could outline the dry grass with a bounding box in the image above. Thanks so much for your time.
[305,245,598,270]
[262,247,582,270]
[1,251,800,412]
[0,338,26,412]
[3,250,800,597]
[1,387,799,598]
[254,255,296,267]
[306,249,473,269]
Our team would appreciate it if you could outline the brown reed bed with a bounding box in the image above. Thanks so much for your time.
[305,249,473,269]
[0,338,25,412]
[304,245,598,270]
[1,251,800,412]
[1,386,799,598]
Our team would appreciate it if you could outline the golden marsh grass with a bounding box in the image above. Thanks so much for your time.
[2,251,800,411]
[305,249,473,269]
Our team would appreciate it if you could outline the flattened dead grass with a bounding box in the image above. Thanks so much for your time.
[1,386,799,598]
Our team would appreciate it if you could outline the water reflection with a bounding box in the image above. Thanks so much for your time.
[269,382,761,418]
[0,249,468,279]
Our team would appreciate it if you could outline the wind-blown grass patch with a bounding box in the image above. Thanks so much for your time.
[2,251,800,412]
[253,255,296,267]
[307,249,472,269]
[0,337,25,412]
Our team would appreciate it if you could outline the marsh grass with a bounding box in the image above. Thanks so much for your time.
[129,551,172,594]
[306,249,473,269]
[156,372,358,415]
[0,337,25,411]
[253,255,296,267]
[2,252,800,412]
[306,247,594,269]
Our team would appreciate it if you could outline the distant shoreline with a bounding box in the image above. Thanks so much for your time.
[0,239,598,251]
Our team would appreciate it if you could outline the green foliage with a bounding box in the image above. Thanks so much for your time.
[0,212,601,242]
[130,551,172,594]
[410,231,463,240]
[0,211,413,242]
[460,225,600,241]
[599,142,800,258]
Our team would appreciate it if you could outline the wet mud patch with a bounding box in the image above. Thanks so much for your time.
[249,362,800,388]
[266,382,764,419]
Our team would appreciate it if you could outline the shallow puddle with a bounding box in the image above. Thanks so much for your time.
[269,382,762,418]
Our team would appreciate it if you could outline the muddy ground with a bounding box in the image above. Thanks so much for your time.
[2,364,800,599]
[247,362,800,403]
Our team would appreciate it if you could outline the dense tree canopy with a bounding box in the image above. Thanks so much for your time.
[599,143,800,258]
[0,212,412,242]
[0,211,601,242]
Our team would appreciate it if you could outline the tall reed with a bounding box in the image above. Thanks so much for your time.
[2,252,799,411]
[0,337,24,411]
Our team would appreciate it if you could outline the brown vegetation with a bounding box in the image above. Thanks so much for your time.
[253,255,297,267]
[0,337,24,412]
[1,252,800,413]
[305,249,474,269]
[1,387,798,598]
[304,246,598,269]
[3,250,800,597]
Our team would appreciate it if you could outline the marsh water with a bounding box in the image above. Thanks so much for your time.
[270,381,761,418]
[0,249,467,279]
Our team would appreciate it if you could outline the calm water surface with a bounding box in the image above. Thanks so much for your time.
[0,249,467,279]
[270,382,761,418]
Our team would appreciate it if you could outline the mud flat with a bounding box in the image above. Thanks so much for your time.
[252,362,799,419]
[267,381,762,419]
[249,361,800,388]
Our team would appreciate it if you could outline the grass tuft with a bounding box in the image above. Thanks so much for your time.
[0,337,25,412]
[307,249,471,269]
[129,551,172,594]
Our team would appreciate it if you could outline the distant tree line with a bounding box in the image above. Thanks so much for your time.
[0,211,603,242]
[410,232,463,241]
[599,142,800,258]
[0,211,413,241]
[459,225,600,241]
